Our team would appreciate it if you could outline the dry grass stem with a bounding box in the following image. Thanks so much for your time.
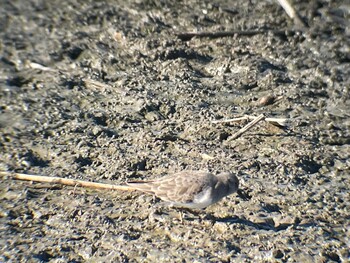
[227,114,266,141]
[212,116,288,127]
[277,0,307,27]
[0,171,133,191]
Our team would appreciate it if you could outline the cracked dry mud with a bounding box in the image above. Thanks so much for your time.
[0,0,349,262]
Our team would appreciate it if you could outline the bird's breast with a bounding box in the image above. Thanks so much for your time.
[192,187,214,209]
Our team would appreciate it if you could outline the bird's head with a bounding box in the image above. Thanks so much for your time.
[218,172,239,194]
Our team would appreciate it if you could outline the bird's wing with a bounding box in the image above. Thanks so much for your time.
[126,171,216,204]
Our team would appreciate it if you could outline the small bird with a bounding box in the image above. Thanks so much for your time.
[125,170,239,209]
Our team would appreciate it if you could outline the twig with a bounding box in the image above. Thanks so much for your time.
[212,115,288,127]
[212,117,248,124]
[175,29,298,41]
[83,79,124,93]
[277,0,307,28]
[0,171,134,191]
[264,117,289,127]
[29,62,56,72]
[227,114,266,141]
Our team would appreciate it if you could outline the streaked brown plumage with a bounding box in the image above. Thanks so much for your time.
[126,171,239,209]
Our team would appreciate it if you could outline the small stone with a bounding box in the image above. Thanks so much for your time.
[145,111,162,122]
[92,126,102,135]
[258,95,276,106]
[273,215,296,228]
[273,249,284,259]
[213,222,229,234]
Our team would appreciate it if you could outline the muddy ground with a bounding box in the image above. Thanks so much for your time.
[0,0,349,262]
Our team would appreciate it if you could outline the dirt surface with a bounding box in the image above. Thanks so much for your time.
[1,0,350,262]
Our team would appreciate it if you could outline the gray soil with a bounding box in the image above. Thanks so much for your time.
[1,0,350,262]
